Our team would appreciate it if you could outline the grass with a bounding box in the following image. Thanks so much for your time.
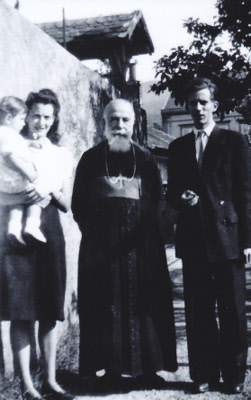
[0,322,80,400]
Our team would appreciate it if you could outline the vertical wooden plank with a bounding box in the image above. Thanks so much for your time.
[0,322,5,374]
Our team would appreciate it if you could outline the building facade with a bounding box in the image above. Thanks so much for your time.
[161,94,248,139]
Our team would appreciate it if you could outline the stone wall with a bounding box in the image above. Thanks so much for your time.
[0,0,116,375]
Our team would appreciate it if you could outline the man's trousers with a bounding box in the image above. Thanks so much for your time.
[182,257,248,385]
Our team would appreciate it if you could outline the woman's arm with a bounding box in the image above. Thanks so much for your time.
[50,149,74,213]
[50,177,72,213]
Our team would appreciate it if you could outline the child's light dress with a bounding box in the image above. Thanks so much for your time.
[0,126,72,199]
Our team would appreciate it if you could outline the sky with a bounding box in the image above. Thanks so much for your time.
[14,0,223,82]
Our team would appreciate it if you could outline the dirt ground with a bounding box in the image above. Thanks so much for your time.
[65,247,251,400]
[2,247,251,400]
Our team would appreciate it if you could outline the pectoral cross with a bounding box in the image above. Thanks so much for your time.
[109,174,124,189]
[117,174,124,189]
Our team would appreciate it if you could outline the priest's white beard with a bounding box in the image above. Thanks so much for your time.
[108,136,131,152]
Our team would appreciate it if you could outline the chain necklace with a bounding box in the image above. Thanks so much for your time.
[105,141,136,189]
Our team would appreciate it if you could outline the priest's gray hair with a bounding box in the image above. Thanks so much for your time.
[103,99,135,120]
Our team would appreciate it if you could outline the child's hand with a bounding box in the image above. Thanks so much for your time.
[27,169,38,183]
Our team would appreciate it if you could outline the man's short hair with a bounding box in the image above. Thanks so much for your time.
[185,77,219,102]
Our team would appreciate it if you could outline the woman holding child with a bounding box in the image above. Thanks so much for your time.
[0,89,75,400]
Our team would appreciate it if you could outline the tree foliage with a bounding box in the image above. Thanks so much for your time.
[217,0,250,49]
[151,0,251,122]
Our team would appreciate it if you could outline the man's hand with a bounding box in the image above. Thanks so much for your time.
[244,248,251,264]
[181,190,199,207]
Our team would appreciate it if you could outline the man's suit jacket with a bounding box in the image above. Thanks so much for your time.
[166,125,251,262]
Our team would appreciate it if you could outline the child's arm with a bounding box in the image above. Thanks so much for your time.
[0,134,37,183]
[6,153,37,182]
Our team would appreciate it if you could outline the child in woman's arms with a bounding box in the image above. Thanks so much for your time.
[0,96,53,245]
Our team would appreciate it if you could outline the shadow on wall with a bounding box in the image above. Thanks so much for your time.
[89,80,117,146]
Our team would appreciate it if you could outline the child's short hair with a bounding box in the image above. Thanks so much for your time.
[0,96,27,123]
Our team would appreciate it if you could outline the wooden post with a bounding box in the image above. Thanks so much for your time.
[63,7,67,49]
[0,323,5,374]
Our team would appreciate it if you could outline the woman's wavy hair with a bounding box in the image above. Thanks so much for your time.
[21,89,61,144]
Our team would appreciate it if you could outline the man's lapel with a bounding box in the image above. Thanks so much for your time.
[183,131,197,162]
[181,132,201,180]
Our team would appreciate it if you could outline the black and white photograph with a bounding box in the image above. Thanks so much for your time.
[0,0,250,399]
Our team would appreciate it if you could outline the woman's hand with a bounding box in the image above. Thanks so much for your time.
[51,185,71,213]
[0,188,52,207]
[24,188,52,206]
[19,188,44,205]
[0,189,39,206]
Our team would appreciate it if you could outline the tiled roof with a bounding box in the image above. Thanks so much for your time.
[147,126,175,150]
[37,10,154,59]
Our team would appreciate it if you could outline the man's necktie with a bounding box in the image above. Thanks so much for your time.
[197,130,206,169]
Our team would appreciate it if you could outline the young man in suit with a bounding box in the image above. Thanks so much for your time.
[166,77,251,394]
